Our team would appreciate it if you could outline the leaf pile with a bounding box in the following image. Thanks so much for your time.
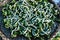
[2,0,59,39]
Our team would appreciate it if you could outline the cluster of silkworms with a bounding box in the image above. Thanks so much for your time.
[2,0,59,40]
